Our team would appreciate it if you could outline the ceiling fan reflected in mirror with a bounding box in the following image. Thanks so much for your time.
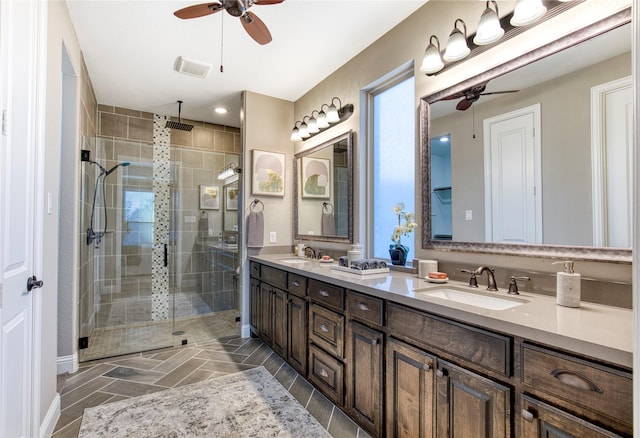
[174,0,284,45]
[444,82,519,111]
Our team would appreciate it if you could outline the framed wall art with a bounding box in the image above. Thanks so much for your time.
[252,149,285,197]
[200,185,220,210]
[301,156,331,199]
[225,185,238,211]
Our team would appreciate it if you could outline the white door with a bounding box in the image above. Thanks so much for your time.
[591,76,633,248]
[0,0,44,436]
[483,104,542,244]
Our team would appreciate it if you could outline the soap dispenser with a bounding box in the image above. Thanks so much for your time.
[553,261,581,308]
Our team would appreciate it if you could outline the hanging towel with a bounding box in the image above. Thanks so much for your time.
[247,200,264,247]
[321,203,336,236]
[198,211,209,238]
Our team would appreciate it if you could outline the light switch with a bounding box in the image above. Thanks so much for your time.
[269,231,277,243]
[465,210,472,221]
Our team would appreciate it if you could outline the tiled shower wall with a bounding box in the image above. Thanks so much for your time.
[84,105,240,331]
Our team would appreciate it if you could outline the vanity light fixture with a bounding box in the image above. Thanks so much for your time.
[326,98,342,124]
[299,116,311,139]
[473,0,505,46]
[510,0,546,27]
[214,106,228,114]
[289,97,354,142]
[217,162,238,180]
[443,19,470,62]
[420,35,444,75]
[290,121,302,142]
[307,110,320,134]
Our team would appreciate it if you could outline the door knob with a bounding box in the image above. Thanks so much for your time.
[27,275,44,292]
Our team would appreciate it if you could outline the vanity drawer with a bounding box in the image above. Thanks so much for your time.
[309,344,344,406]
[309,279,344,311]
[347,291,383,327]
[522,344,632,427]
[309,303,344,358]
[249,261,261,279]
[287,273,307,298]
[261,265,287,290]
[387,303,511,376]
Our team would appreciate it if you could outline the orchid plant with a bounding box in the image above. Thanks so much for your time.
[390,202,418,254]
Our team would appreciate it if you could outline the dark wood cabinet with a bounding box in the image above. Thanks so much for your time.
[521,395,623,438]
[435,359,511,438]
[287,294,307,375]
[258,282,273,345]
[386,338,435,438]
[272,287,288,358]
[345,320,384,437]
[249,278,260,333]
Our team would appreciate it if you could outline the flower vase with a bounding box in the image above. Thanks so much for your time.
[389,245,408,266]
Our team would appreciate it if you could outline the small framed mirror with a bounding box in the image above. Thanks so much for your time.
[294,131,353,243]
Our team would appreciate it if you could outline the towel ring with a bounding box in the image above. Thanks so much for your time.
[251,199,264,212]
[322,202,333,214]
[200,211,208,219]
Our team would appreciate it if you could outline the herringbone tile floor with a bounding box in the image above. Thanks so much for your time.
[53,337,370,438]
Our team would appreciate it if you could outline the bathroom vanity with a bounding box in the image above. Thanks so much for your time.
[249,255,632,437]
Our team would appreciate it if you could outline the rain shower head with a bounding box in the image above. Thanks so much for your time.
[165,100,194,131]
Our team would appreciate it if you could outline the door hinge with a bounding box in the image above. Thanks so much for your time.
[2,109,7,136]
[78,336,89,350]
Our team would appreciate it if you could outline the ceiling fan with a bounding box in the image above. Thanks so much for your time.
[444,82,519,111]
[173,0,284,45]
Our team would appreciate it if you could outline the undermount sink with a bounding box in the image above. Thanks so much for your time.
[414,287,527,311]
[278,258,310,264]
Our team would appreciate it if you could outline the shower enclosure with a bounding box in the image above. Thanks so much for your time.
[78,130,241,362]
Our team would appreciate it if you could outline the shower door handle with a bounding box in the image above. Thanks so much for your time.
[164,244,168,267]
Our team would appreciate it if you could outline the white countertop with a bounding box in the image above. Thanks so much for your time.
[250,254,633,368]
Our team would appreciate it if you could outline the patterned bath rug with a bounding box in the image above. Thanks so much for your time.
[78,366,331,437]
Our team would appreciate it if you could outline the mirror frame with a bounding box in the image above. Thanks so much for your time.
[294,130,354,244]
[421,8,632,263]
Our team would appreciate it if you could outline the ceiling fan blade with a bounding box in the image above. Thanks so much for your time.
[254,0,285,4]
[456,99,473,111]
[174,2,223,19]
[481,90,519,96]
[240,11,272,45]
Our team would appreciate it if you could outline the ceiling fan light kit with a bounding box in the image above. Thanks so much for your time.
[290,97,354,142]
[422,0,581,77]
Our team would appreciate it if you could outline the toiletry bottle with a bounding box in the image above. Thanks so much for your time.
[553,261,581,307]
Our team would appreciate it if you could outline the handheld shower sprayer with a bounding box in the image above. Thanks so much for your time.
[84,160,131,246]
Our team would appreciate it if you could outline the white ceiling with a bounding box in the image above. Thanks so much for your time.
[66,0,428,128]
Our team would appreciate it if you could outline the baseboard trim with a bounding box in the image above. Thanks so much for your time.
[40,393,60,438]
[57,352,78,374]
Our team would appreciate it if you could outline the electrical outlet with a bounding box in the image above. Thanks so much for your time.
[465,210,473,221]
[269,231,277,243]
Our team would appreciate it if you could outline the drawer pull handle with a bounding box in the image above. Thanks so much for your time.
[423,363,431,371]
[319,324,330,333]
[436,369,444,378]
[371,338,379,346]
[293,280,300,287]
[521,409,535,422]
[318,368,329,378]
[550,369,604,394]
[319,289,330,297]
[357,302,371,312]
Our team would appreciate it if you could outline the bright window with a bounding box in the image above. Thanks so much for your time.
[123,190,154,247]
[371,74,415,262]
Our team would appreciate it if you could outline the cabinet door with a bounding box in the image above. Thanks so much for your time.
[259,283,273,345]
[272,288,288,358]
[521,395,623,438]
[436,359,511,438]
[288,294,307,375]
[250,278,260,333]
[346,321,384,437]
[386,338,435,438]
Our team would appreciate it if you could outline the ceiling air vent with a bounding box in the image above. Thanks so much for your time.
[174,56,212,78]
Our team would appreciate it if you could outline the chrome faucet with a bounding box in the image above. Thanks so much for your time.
[475,266,498,291]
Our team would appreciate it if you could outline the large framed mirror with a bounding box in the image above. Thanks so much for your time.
[294,131,353,243]
[421,9,632,262]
